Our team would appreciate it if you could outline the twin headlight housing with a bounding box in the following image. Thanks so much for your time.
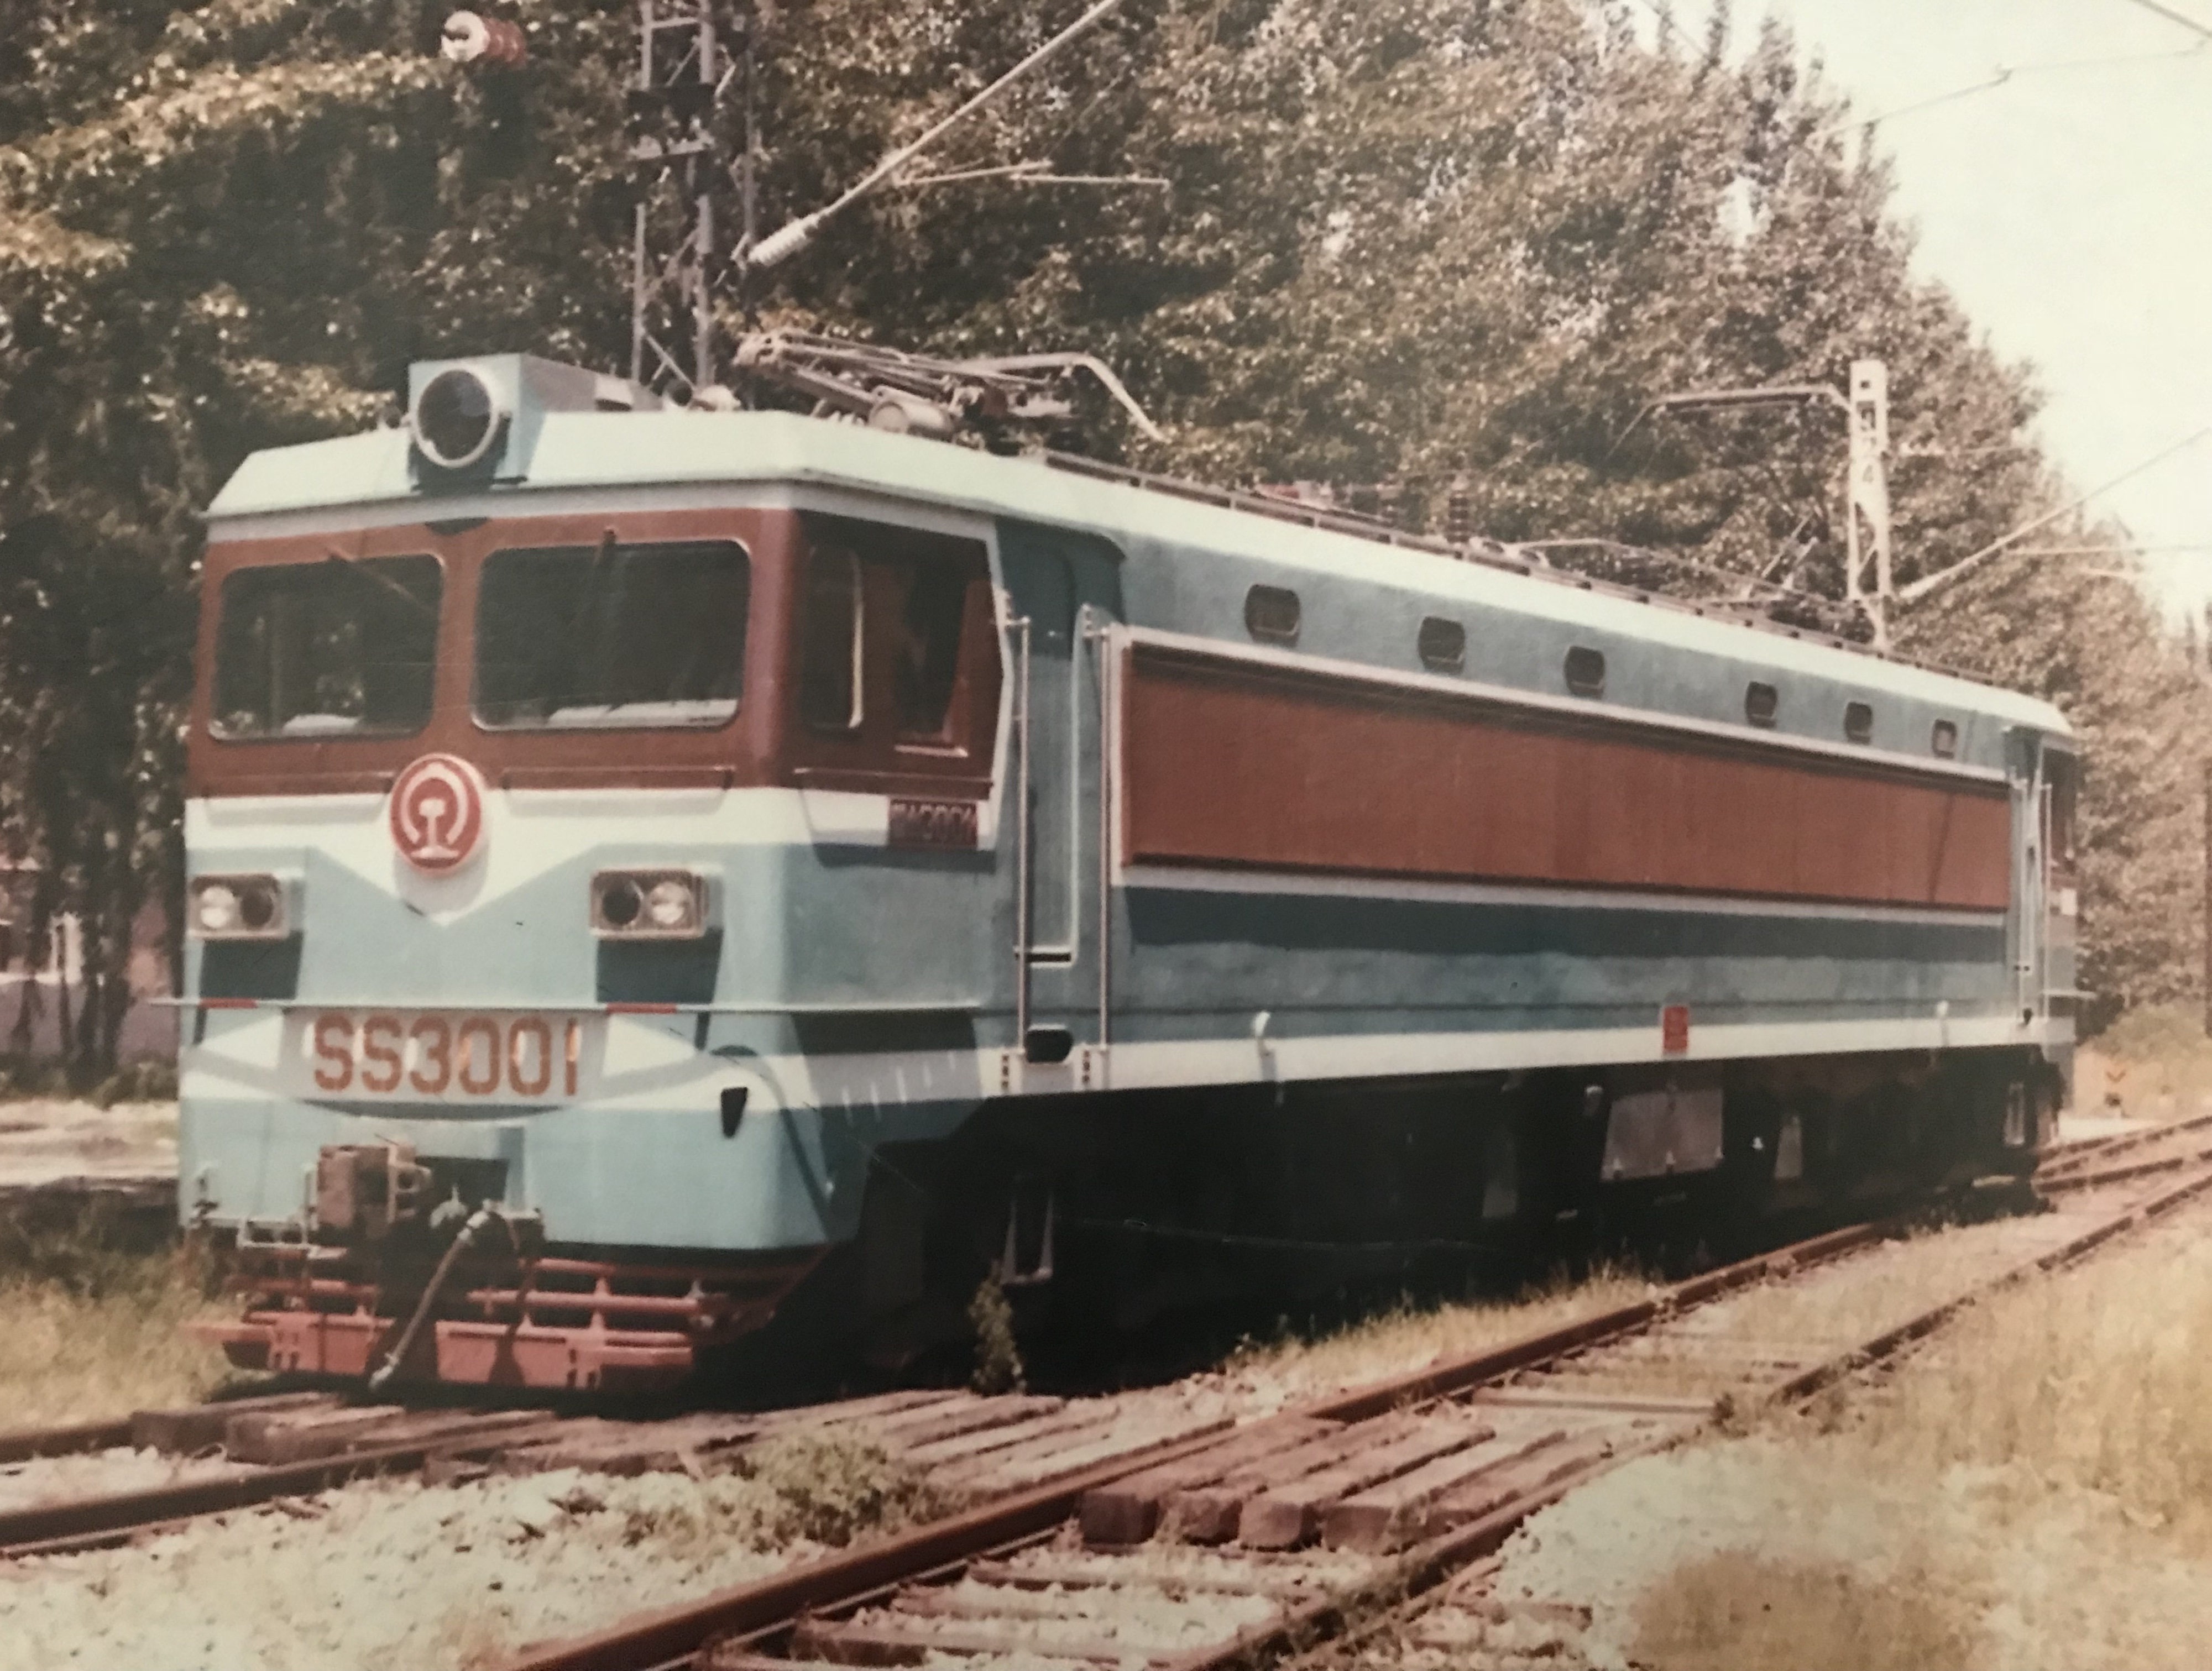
[187,874,291,941]
[590,869,711,941]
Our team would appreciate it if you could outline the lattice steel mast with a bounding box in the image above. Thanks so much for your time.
[628,0,744,399]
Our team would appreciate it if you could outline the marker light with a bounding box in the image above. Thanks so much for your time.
[411,365,508,471]
[189,875,287,940]
[591,870,707,940]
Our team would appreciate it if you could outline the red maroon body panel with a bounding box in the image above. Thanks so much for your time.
[1120,641,2013,912]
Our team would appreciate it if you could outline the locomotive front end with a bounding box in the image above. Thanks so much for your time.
[179,357,1003,1391]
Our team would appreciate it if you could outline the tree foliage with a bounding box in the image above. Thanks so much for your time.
[0,0,2195,1064]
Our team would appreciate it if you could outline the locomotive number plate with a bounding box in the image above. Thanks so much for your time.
[888,797,979,851]
[293,1010,594,1103]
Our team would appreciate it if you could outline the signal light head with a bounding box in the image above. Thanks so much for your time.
[440,12,527,68]
[189,874,289,940]
[591,869,707,940]
[411,365,508,472]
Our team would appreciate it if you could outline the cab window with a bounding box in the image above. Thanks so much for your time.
[212,555,440,739]
[475,538,749,730]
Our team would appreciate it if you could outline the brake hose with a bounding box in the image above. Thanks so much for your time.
[365,1203,501,1395]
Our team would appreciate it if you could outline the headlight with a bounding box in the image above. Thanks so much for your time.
[189,874,288,940]
[591,869,707,940]
[411,365,507,471]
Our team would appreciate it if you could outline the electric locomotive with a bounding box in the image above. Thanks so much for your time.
[180,352,2076,1389]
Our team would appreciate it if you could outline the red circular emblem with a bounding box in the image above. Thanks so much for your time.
[389,755,485,874]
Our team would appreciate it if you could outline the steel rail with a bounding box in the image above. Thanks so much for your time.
[2040,1140,2212,1193]
[0,1417,134,1468]
[0,1417,567,1558]
[2037,1108,2212,1178]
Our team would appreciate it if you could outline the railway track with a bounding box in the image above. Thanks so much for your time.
[4,1143,2202,1664]
[467,1161,2212,1671]
[2037,1108,2212,1192]
[0,1385,1230,1562]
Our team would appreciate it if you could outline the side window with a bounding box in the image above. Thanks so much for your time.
[1931,719,1959,758]
[1745,682,1779,729]
[1844,701,1874,745]
[892,557,970,741]
[1418,616,1466,674]
[792,515,1000,774]
[1564,646,1606,698]
[2048,752,2079,871]
[799,547,863,732]
[1245,585,1301,646]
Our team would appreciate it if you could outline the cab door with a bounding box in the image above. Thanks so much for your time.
[995,522,1125,1070]
[2009,729,2047,1027]
[2008,731,2079,1032]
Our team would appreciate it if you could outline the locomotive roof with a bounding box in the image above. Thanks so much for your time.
[207,404,2072,738]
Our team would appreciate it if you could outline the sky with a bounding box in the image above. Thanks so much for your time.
[1660,0,2212,610]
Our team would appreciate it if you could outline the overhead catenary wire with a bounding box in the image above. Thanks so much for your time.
[1814,39,2209,139]
[2113,0,2212,43]
[1898,424,2212,603]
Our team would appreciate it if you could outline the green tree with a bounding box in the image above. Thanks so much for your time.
[0,0,2187,1064]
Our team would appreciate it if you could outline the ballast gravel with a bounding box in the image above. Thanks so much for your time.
[0,1466,828,1671]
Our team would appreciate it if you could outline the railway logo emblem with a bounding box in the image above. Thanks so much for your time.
[390,755,485,873]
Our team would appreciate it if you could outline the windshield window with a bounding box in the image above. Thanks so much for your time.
[475,538,750,730]
[212,556,441,740]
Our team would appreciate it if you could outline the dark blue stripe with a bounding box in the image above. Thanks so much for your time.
[1128,885,2006,964]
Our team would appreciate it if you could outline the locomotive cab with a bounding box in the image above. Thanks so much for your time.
[182,358,1045,1388]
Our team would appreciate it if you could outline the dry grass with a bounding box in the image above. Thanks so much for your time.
[2079,1002,2212,1119]
[735,1427,951,1544]
[1635,1553,1986,1671]
[0,1206,238,1427]
[1218,1264,1655,1401]
[1817,1222,2212,1549]
[595,1427,950,1558]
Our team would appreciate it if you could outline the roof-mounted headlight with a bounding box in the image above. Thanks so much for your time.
[411,365,509,472]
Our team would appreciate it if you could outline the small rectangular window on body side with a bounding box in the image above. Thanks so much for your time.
[1931,719,1959,758]
[1745,682,1779,729]
[1844,700,1875,745]
[1418,616,1466,673]
[1245,585,1301,646]
[1564,645,1606,698]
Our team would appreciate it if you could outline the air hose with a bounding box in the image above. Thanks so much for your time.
[365,1203,501,1395]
